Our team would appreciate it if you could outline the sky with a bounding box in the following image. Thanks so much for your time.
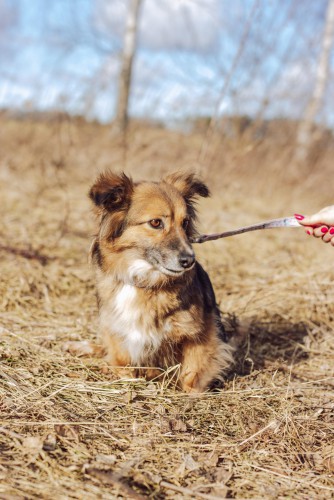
[0,0,333,125]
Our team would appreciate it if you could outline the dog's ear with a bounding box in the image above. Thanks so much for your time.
[163,172,210,201]
[89,171,133,213]
[163,172,210,237]
[89,171,133,240]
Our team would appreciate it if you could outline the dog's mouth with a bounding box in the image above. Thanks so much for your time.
[148,254,195,278]
[157,264,185,276]
[153,260,194,277]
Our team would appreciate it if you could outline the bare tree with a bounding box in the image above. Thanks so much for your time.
[115,0,142,133]
[295,0,334,162]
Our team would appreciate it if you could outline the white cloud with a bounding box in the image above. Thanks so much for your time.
[94,0,222,53]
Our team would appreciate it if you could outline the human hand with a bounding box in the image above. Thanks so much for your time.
[295,206,334,245]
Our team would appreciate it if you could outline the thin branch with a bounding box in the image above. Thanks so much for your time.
[295,0,334,162]
[85,467,145,500]
[160,480,224,500]
[0,244,54,265]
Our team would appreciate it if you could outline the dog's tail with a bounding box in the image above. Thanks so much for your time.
[218,313,251,350]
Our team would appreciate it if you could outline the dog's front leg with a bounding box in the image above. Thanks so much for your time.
[180,337,227,393]
[62,340,105,358]
[102,332,138,379]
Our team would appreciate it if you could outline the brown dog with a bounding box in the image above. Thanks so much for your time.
[82,171,234,392]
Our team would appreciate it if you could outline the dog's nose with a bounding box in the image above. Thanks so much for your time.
[179,251,195,269]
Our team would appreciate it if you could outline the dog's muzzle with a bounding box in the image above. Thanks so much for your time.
[178,250,195,269]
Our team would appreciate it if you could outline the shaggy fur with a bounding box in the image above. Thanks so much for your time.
[85,171,234,392]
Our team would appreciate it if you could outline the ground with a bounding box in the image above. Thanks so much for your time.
[0,116,333,499]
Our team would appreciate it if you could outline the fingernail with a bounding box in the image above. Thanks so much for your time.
[294,214,305,220]
[330,228,334,235]
[321,227,328,233]
[307,230,311,235]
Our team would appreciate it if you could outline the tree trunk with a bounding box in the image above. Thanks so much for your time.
[115,0,142,133]
[295,0,334,162]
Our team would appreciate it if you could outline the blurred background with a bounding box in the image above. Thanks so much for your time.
[1,0,334,205]
[1,0,333,126]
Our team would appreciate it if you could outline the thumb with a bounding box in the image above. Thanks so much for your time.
[298,214,323,226]
[296,206,334,226]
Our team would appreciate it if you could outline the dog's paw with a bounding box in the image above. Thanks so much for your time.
[181,372,206,393]
[62,340,104,357]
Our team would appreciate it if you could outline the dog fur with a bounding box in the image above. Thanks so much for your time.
[86,170,234,392]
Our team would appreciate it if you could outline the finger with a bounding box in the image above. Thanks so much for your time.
[331,237,334,246]
[304,226,314,236]
[322,227,334,243]
[313,226,329,238]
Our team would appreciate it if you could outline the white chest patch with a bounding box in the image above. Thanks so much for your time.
[100,283,163,364]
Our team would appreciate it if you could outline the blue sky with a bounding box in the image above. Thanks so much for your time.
[0,0,332,125]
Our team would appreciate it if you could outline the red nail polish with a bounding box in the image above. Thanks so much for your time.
[307,230,311,235]
[294,214,305,220]
[321,227,328,233]
[330,228,334,235]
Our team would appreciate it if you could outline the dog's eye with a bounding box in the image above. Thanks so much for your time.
[182,219,189,230]
[149,219,164,229]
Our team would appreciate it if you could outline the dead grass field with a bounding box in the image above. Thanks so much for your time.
[0,115,333,499]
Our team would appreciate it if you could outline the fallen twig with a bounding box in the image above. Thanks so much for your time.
[236,419,280,449]
[248,464,334,492]
[160,480,225,499]
[0,243,53,265]
[85,467,145,500]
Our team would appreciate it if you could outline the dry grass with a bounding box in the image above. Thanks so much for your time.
[0,115,333,499]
